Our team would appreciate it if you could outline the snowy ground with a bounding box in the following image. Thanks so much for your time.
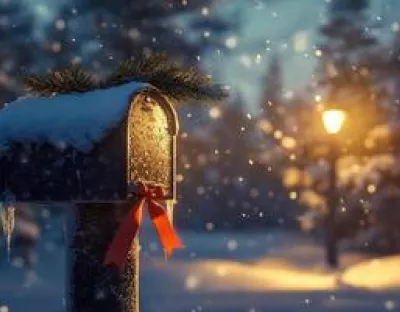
[1,225,400,312]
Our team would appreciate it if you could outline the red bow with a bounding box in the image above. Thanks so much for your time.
[104,182,184,270]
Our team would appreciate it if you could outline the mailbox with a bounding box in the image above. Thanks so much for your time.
[0,81,178,203]
[0,59,224,312]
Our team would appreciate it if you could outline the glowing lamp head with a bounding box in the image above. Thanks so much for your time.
[322,109,346,134]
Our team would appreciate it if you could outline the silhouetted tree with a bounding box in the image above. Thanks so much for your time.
[0,0,35,104]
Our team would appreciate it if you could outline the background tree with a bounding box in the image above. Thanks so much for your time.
[40,0,234,73]
[316,0,386,147]
[255,0,398,248]
[42,6,84,70]
[0,0,35,105]
[176,96,299,231]
[260,53,284,137]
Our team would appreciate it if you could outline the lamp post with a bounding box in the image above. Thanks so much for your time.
[322,109,346,268]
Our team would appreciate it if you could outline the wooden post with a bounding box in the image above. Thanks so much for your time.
[67,203,139,312]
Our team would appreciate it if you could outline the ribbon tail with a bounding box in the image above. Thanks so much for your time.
[104,199,144,270]
[148,200,184,257]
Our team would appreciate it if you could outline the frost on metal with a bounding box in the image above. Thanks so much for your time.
[128,93,175,197]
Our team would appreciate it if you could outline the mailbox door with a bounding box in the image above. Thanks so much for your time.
[127,91,177,199]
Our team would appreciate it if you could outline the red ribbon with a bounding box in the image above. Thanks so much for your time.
[104,182,184,270]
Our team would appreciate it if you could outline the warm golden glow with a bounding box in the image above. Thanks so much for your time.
[274,130,283,139]
[281,136,297,150]
[367,184,376,194]
[209,106,222,119]
[322,109,346,134]
[289,191,298,200]
[258,119,273,134]
[283,167,301,187]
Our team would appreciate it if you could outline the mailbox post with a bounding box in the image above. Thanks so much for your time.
[69,203,140,312]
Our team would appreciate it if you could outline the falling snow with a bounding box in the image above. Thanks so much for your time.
[1,0,400,311]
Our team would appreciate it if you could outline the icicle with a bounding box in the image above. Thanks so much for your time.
[1,204,15,261]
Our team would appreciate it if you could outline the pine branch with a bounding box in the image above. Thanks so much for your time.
[107,53,228,102]
[24,66,96,96]
[23,53,228,103]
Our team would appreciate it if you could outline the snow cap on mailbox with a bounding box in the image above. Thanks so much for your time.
[0,81,178,202]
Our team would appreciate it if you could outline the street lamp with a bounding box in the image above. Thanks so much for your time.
[322,109,346,269]
[322,109,346,135]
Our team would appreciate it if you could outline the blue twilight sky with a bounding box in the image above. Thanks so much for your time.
[22,0,400,113]
[196,0,400,113]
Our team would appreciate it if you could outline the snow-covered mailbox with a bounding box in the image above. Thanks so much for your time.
[0,82,177,201]
[0,58,224,312]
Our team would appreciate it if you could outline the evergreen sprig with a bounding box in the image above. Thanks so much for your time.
[23,53,228,102]
[24,66,96,97]
[106,53,227,101]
